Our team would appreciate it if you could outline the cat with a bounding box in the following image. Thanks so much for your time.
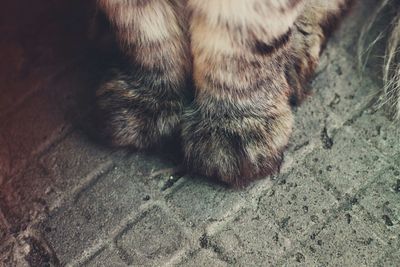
[94,0,369,187]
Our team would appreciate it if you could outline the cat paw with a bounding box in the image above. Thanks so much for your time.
[286,21,324,106]
[95,70,183,149]
[182,104,293,187]
[287,0,355,106]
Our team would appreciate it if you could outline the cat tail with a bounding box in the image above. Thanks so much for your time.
[359,0,400,120]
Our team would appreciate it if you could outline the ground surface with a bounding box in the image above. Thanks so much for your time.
[0,0,399,266]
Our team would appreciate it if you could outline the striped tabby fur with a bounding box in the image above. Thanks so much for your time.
[95,0,354,186]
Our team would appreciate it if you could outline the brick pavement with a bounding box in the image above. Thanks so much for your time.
[0,0,399,266]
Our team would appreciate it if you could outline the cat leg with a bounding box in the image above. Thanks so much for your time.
[95,0,191,148]
[288,0,355,104]
[182,0,306,186]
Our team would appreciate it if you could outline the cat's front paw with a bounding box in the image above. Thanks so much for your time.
[182,104,293,187]
[96,70,183,149]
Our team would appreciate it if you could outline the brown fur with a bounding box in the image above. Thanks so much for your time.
[288,0,355,105]
[95,0,355,186]
[95,0,191,148]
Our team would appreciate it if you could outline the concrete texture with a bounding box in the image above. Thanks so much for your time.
[0,0,399,266]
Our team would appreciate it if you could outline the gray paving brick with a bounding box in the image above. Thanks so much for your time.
[376,248,400,267]
[39,130,112,202]
[0,134,112,233]
[345,205,400,266]
[305,207,389,266]
[301,127,389,199]
[84,246,127,267]
[0,131,109,220]
[115,206,186,267]
[285,97,327,165]
[344,204,400,253]
[278,249,321,267]
[257,168,339,241]
[0,94,68,179]
[357,167,400,239]
[165,178,246,227]
[38,154,173,265]
[309,46,379,135]
[349,111,400,160]
[178,249,228,267]
[313,61,372,128]
[0,163,59,232]
[0,66,93,178]
[208,209,292,266]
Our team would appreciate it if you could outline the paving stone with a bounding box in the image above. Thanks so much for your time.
[313,61,372,129]
[0,89,67,179]
[349,111,400,160]
[257,168,339,241]
[208,209,292,266]
[281,83,329,176]
[305,207,389,266]
[0,163,62,232]
[277,249,321,267]
[344,204,400,250]
[357,167,400,238]
[375,248,400,267]
[310,53,378,135]
[115,206,186,267]
[286,97,327,157]
[301,127,389,199]
[178,249,228,267]
[84,246,127,267]
[0,63,94,178]
[165,177,246,227]
[39,130,112,201]
[0,131,113,231]
[38,154,173,265]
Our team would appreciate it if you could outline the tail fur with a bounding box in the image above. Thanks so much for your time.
[359,0,400,119]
